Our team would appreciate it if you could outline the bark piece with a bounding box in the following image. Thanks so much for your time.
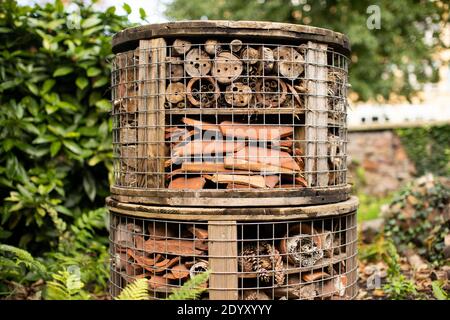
[168,176,206,190]
[173,140,245,157]
[279,224,323,267]
[240,47,259,65]
[182,117,220,132]
[224,82,252,107]
[219,121,293,140]
[234,146,301,171]
[165,82,186,104]
[185,48,211,77]
[113,252,128,271]
[230,39,243,52]
[205,174,267,188]
[120,145,137,169]
[115,223,143,247]
[189,261,209,278]
[273,46,305,80]
[166,56,184,82]
[211,51,243,84]
[186,76,220,107]
[120,126,137,144]
[258,47,274,73]
[204,39,221,55]
[173,39,192,55]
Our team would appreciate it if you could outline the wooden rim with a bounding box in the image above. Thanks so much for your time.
[106,196,358,221]
[112,20,351,55]
[109,184,352,207]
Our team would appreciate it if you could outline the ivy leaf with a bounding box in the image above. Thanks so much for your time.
[82,171,96,202]
[123,3,132,14]
[76,77,89,90]
[53,67,74,77]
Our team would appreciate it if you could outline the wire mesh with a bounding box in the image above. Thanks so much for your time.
[109,211,357,300]
[111,39,349,192]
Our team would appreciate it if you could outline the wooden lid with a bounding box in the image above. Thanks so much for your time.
[106,195,359,221]
[112,20,351,55]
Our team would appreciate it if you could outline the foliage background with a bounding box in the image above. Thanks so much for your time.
[0,0,448,299]
[166,0,449,102]
[0,0,135,297]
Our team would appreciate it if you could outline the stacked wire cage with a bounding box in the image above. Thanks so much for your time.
[107,21,357,300]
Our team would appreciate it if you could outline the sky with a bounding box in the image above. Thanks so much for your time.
[17,0,170,23]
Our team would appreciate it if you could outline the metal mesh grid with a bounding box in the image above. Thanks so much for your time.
[109,211,357,300]
[111,39,349,192]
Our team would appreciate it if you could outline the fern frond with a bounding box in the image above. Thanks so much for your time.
[115,278,149,300]
[45,269,90,300]
[0,244,47,275]
[167,270,210,300]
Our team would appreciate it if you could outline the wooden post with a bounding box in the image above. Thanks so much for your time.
[305,42,328,187]
[137,39,166,188]
[345,212,358,298]
[208,221,238,300]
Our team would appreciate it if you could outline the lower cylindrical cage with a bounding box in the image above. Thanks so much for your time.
[109,204,357,300]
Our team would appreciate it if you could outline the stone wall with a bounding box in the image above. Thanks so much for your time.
[347,130,415,196]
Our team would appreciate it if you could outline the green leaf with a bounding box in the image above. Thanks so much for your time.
[93,77,108,88]
[83,171,96,202]
[26,83,39,95]
[53,67,74,77]
[76,77,89,90]
[95,99,110,111]
[123,3,132,14]
[139,8,147,20]
[87,67,101,77]
[431,281,448,300]
[81,16,102,29]
[42,79,56,94]
[63,140,83,155]
[50,141,62,157]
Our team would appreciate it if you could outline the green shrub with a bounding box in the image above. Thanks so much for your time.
[397,125,450,177]
[383,174,449,266]
[0,0,131,251]
[0,0,142,296]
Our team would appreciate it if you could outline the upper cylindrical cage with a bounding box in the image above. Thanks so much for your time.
[110,21,351,207]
